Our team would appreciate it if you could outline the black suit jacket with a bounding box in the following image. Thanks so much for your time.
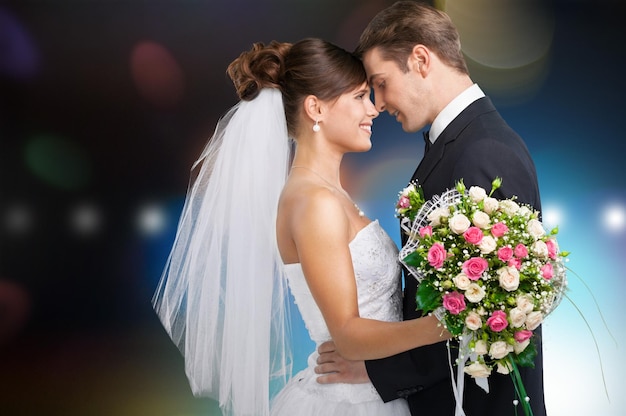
[365,97,547,416]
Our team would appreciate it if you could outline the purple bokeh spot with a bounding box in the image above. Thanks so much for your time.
[0,8,40,79]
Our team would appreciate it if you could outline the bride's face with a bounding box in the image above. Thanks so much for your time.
[322,82,379,153]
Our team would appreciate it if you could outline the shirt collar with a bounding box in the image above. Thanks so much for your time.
[428,84,485,143]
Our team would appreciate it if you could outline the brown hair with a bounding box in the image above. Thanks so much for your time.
[227,38,367,137]
[355,1,468,75]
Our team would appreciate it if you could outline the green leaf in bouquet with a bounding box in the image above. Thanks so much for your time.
[517,278,536,293]
[444,315,464,336]
[489,290,507,304]
[514,340,537,368]
[415,185,425,205]
[409,189,425,210]
[415,280,441,312]
[402,250,424,268]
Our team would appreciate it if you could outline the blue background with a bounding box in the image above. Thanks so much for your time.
[0,0,624,415]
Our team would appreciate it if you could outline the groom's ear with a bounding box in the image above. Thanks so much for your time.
[409,44,429,75]
[303,95,323,123]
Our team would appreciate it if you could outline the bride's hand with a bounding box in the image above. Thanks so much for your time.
[314,341,370,384]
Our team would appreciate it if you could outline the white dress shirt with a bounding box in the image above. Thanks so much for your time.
[428,84,485,144]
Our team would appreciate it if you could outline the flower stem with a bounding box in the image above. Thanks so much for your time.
[508,358,533,416]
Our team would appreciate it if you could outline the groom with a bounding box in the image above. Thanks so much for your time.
[315,2,547,415]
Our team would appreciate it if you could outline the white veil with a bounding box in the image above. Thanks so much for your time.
[152,88,293,415]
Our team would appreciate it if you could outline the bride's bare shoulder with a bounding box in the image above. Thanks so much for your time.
[280,178,340,215]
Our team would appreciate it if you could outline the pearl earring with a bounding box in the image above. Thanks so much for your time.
[312,120,320,132]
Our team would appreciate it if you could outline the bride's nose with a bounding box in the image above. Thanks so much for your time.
[367,100,379,118]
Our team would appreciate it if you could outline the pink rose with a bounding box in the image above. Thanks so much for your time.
[498,247,513,262]
[398,195,410,208]
[514,329,533,343]
[514,244,528,258]
[491,222,509,238]
[463,227,484,245]
[508,258,522,270]
[462,257,488,280]
[486,310,509,332]
[541,263,554,280]
[419,226,433,238]
[545,239,557,259]
[427,243,447,269]
[443,291,466,315]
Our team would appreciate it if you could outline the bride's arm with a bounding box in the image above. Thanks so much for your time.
[290,188,449,361]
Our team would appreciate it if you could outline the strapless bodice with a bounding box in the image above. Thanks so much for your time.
[283,220,402,344]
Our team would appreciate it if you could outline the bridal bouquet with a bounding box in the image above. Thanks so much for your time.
[396,178,568,416]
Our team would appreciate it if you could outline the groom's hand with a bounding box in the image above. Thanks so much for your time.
[314,341,370,384]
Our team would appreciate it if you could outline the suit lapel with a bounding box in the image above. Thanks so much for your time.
[411,97,497,184]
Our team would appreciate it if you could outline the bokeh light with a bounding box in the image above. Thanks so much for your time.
[0,279,32,345]
[130,41,185,109]
[542,203,565,231]
[602,203,625,233]
[69,203,102,236]
[3,203,33,235]
[0,8,39,79]
[439,0,554,103]
[137,203,167,236]
[441,0,554,69]
[24,135,92,191]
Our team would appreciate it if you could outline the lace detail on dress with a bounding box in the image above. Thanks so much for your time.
[350,221,403,324]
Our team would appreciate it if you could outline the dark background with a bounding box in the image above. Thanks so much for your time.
[1,1,624,415]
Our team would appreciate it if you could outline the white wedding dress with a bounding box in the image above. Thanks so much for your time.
[271,220,411,415]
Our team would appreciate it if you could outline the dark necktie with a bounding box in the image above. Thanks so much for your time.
[423,130,431,154]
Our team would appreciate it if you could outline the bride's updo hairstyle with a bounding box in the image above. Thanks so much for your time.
[227,38,367,138]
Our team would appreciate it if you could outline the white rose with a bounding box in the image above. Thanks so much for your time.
[516,294,535,314]
[514,339,531,354]
[464,361,491,379]
[474,339,488,355]
[465,283,486,303]
[468,186,487,203]
[497,266,520,292]
[428,207,449,226]
[527,219,546,239]
[509,307,527,328]
[489,341,511,360]
[531,240,549,258]
[465,311,483,330]
[499,200,520,216]
[472,210,491,229]
[453,273,472,290]
[402,184,415,197]
[478,235,497,254]
[449,213,471,234]
[525,311,543,330]
[518,205,532,218]
[483,197,499,215]
[496,360,512,374]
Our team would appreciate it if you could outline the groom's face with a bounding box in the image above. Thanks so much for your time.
[362,47,427,133]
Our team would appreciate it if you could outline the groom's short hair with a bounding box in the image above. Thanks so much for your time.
[355,1,468,75]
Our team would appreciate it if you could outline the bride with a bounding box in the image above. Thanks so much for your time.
[152,38,449,416]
